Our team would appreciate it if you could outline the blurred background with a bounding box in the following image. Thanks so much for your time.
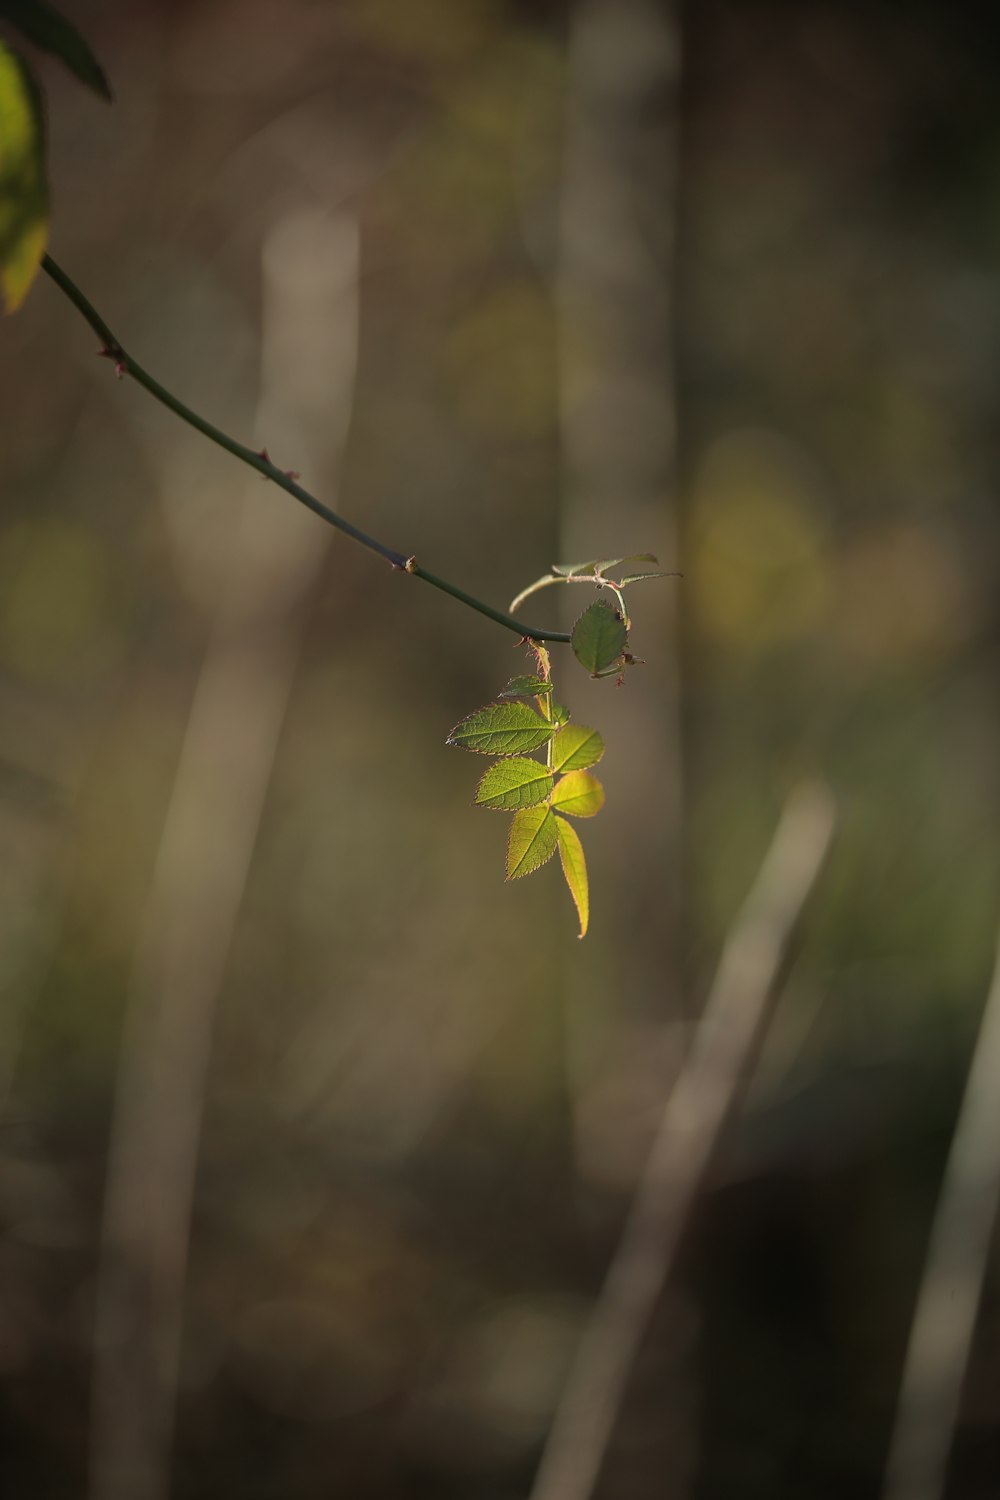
[1,0,999,1496]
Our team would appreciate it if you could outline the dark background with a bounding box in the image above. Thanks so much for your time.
[1,1,998,1496]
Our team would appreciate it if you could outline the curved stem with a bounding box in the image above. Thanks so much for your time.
[41,254,571,645]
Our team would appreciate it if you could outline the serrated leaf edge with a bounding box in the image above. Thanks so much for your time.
[551,769,605,818]
[551,724,604,774]
[474,758,554,811]
[506,806,558,880]
[446,700,555,756]
[571,600,628,676]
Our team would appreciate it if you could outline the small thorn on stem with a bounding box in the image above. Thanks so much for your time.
[98,345,126,379]
[404,556,418,573]
[257,447,271,464]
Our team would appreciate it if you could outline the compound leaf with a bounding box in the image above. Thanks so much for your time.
[447,701,555,756]
[475,757,553,812]
[0,42,48,312]
[551,723,603,773]
[556,816,589,938]
[506,805,558,880]
[551,769,605,818]
[571,600,627,675]
[0,0,112,98]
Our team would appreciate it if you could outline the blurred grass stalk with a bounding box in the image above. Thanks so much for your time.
[883,925,1000,1500]
[88,209,359,1500]
[530,781,836,1500]
[549,3,688,1485]
[556,0,684,953]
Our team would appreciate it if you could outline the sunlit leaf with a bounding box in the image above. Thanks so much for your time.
[0,42,48,312]
[0,0,111,98]
[551,724,603,773]
[506,805,558,879]
[571,601,627,675]
[475,757,553,811]
[556,816,589,938]
[497,674,553,699]
[447,701,555,756]
[551,769,605,818]
[551,700,571,727]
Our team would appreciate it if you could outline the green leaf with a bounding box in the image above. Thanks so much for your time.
[571,601,628,675]
[475,757,553,811]
[447,701,555,756]
[506,806,558,880]
[0,0,112,98]
[0,42,48,312]
[551,769,605,818]
[551,724,603,773]
[616,570,670,585]
[497,674,553,699]
[551,701,571,727]
[556,816,589,938]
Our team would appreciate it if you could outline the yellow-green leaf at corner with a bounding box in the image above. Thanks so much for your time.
[0,1,112,100]
[0,42,48,312]
[551,768,605,818]
[506,805,558,880]
[556,815,589,938]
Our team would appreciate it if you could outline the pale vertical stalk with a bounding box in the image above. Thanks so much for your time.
[88,211,359,1500]
[0,799,60,1107]
[882,926,1000,1500]
[529,783,836,1500]
[556,0,684,933]
[555,1,686,1260]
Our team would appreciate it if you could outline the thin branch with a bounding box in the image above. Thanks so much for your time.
[882,923,1000,1500]
[40,253,571,645]
[529,781,837,1500]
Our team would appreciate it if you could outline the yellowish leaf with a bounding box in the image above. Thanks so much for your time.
[0,43,49,312]
[556,816,589,938]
